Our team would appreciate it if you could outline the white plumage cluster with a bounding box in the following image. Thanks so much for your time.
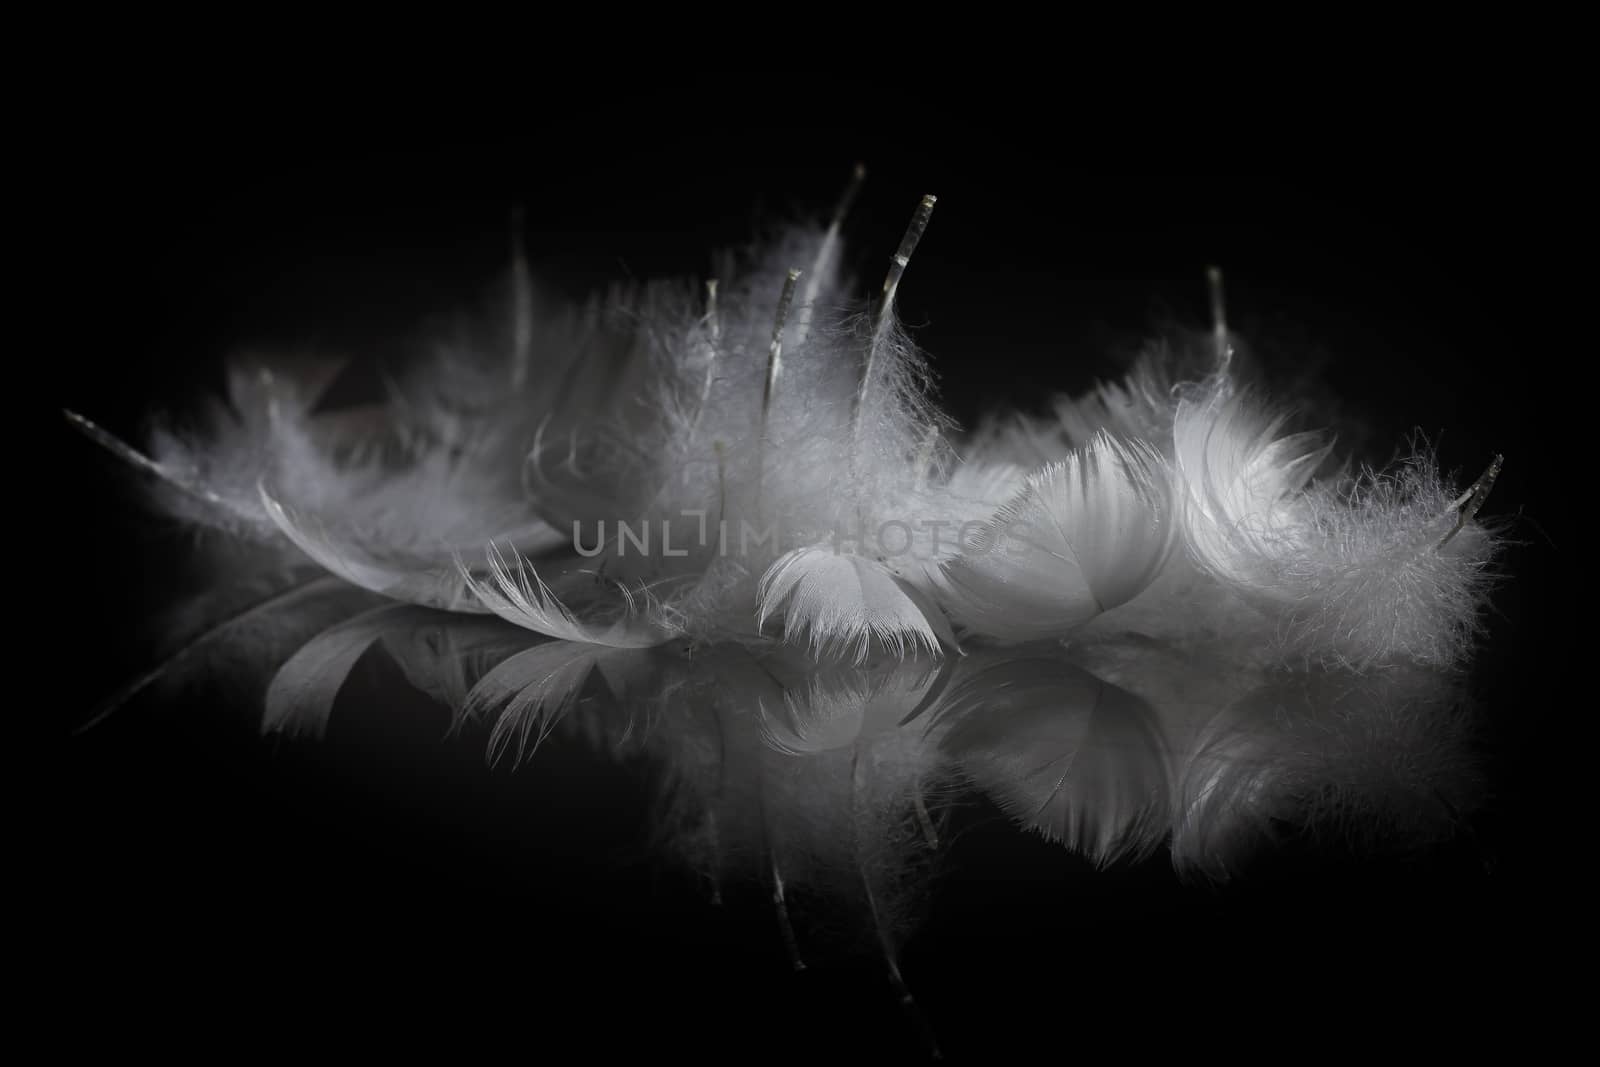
[69,174,1503,679]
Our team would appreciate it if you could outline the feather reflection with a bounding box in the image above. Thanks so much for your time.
[256,608,1484,893]
[208,608,1490,1054]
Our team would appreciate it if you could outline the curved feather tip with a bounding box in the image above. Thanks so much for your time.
[759,547,957,664]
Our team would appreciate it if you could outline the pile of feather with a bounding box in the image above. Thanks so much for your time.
[67,169,1505,701]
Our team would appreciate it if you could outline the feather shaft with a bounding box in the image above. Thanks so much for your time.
[859,194,937,433]
[1439,454,1503,548]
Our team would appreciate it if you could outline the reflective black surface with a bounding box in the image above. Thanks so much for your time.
[47,91,1565,1055]
[56,592,1531,1054]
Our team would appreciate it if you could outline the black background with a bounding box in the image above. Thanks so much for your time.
[44,74,1569,1054]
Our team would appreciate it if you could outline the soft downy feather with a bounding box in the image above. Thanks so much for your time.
[935,433,1177,641]
[259,411,566,612]
[456,221,857,646]
[70,184,1508,683]
[1173,387,1502,668]
[758,547,956,665]
[64,352,349,547]
[746,195,960,661]
[249,239,602,611]
[73,223,622,614]
[469,186,962,663]
[459,543,683,648]
[1272,454,1502,668]
[1172,385,1333,592]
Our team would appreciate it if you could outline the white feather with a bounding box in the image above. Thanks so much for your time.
[65,353,349,544]
[258,408,565,611]
[1173,389,1499,667]
[1172,387,1331,592]
[457,543,680,648]
[936,433,1176,640]
[758,547,956,664]
[72,184,1505,677]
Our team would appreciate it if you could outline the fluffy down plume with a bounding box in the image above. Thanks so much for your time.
[472,189,963,660]
[1282,456,1500,667]
[1173,388,1501,668]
